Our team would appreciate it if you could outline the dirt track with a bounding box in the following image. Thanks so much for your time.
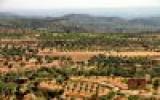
[38,51,160,61]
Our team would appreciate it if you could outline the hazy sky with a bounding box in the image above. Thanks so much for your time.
[0,0,160,11]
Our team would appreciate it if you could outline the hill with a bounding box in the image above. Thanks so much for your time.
[0,13,160,33]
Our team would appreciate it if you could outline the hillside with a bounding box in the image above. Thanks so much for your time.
[0,13,160,33]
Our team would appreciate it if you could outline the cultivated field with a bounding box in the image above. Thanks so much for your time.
[0,32,159,100]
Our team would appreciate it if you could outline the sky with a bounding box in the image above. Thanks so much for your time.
[0,0,160,11]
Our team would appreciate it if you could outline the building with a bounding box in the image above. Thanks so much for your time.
[128,78,146,90]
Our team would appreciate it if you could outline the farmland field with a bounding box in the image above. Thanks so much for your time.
[0,31,159,100]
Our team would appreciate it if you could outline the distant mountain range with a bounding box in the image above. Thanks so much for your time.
[1,7,160,18]
[0,12,160,33]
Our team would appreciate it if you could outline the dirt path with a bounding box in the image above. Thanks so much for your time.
[38,51,160,61]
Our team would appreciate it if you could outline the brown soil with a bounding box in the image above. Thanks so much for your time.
[38,51,160,61]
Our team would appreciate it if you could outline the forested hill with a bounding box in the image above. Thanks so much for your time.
[0,13,160,33]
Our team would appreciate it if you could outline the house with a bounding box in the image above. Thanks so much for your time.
[128,78,147,90]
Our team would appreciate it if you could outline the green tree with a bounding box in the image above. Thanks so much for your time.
[153,79,159,90]
[128,95,140,100]
[99,91,116,100]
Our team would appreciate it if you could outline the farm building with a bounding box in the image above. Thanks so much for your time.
[128,78,146,90]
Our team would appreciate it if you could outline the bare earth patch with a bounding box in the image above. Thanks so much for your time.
[38,51,160,61]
